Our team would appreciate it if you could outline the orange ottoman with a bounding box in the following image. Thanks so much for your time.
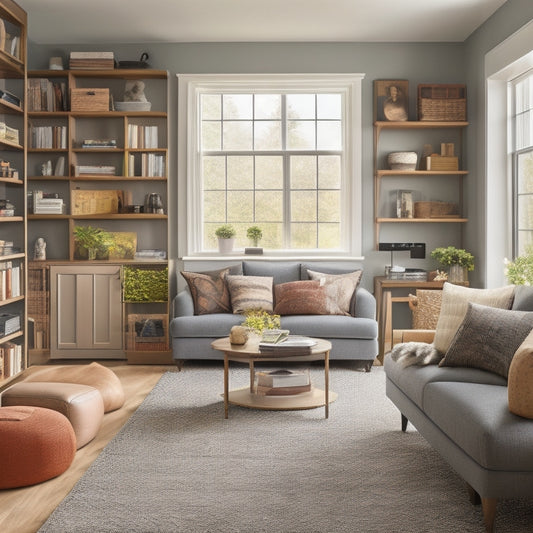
[2,382,104,449]
[0,406,76,489]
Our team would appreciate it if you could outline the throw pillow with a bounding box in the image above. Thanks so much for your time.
[508,329,533,419]
[273,280,329,315]
[306,269,362,316]
[432,282,515,354]
[180,268,232,315]
[439,302,533,378]
[226,275,274,314]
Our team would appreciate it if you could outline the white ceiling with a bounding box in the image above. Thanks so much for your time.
[18,0,508,45]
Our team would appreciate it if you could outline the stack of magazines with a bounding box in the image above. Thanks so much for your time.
[255,369,311,396]
[259,333,317,356]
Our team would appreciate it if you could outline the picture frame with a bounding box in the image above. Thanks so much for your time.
[374,79,409,121]
[396,190,413,219]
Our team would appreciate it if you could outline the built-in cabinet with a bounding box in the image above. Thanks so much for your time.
[373,120,469,248]
[0,0,26,385]
[26,68,170,363]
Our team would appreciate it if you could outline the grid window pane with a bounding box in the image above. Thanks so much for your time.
[290,156,317,189]
[291,191,317,222]
[255,156,283,189]
[254,94,281,119]
[318,190,341,222]
[254,120,282,150]
[201,94,221,120]
[203,190,226,222]
[318,155,341,188]
[317,94,342,119]
[201,122,221,151]
[291,223,317,249]
[255,191,283,221]
[287,120,315,150]
[287,94,315,119]
[227,156,253,189]
[227,190,254,221]
[318,223,340,249]
[202,156,226,189]
[223,121,253,150]
[223,94,253,119]
[317,121,342,150]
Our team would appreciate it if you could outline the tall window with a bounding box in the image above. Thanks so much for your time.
[178,74,363,256]
[513,70,533,255]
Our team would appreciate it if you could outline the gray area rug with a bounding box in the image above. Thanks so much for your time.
[39,363,533,533]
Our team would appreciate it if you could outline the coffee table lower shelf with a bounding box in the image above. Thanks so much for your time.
[226,387,338,411]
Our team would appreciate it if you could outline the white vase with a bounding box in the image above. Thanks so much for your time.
[217,238,235,254]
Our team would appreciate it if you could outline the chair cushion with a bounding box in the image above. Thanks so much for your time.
[180,267,233,315]
[25,362,124,413]
[508,329,533,419]
[273,280,330,315]
[226,275,274,313]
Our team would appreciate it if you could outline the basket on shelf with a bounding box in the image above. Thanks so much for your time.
[418,84,466,121]
[126,314,168,352]
[414,201,459,218]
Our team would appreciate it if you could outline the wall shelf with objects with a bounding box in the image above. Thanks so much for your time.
[0,0,26,385]
[373,120,469,248]
[26,68,170,363]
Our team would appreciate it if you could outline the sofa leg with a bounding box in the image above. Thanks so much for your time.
[364,361,373,372]
[481,497,497,533]
[401,413,408,432]
[174,359,185,372]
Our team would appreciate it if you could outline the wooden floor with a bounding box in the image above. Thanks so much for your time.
[0,362,177,533]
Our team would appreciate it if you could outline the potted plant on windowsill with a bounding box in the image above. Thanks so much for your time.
[245,225,263,255]
[430,246,474,283]
[215,224,236,254]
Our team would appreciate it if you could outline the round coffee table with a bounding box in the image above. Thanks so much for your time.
[211,337,337,419]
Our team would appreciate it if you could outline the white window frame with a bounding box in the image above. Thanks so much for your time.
[177,73,364,258]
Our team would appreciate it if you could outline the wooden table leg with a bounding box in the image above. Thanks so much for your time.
[224,353,229,419]
[249,360,255,392]
[325,350,330,419]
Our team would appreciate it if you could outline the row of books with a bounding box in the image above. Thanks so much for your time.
[0,262,21,300]
[81,138,117,149]
[74,164,116,176]
[0,122,19,144]
[27,78,68,112]
[127,153,166,177]
[69,51,115,70]
[29,125,67,149]
[0,240,19,256]
[0,341,22,379]
[255,369,312,396]
[128,124,159,149]
[28,191,65,214]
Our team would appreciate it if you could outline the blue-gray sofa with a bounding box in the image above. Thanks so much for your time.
[170,261,378,369]
[384,285,533,532]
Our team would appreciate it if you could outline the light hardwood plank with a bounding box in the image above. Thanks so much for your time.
[0,363,176,533]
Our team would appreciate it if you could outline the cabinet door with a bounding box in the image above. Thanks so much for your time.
[50,265,123,358]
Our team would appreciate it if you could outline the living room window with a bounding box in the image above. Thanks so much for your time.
[512,70,533,255]
[178,74,364,256]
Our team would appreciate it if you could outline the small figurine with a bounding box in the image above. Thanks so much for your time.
[34,237,46,260]
[123,80,147,102]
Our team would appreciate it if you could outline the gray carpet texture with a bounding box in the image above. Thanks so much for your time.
[39,363,533,533]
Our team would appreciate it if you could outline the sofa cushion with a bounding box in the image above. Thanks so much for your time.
[242,261,300,284]
[423,381,533,471]
[508,329,533,419]
[512,285,533,311]
[180,268,232,315]
[439,302,533,378]
[280,314,377,340]
[226,275,274,313]
[170,313,245,338]
[307,269,362,316]
[384,355,506,409]
[273,280,330,315]
[432,282,515,354]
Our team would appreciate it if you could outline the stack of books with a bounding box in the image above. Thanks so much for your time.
[69,51,115,70]
[81,139,118,149]
[0,261,21,299]
[74,165,116,176]
[0,313,20,337]
[0,341,22,379]
[256,369,311,396]
[0,122,19,144]
[27,79,67,111]
[259,335,317,356]
[30,191,64,214]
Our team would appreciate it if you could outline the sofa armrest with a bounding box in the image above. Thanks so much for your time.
[353,287,376,319]
[173,289,194,318]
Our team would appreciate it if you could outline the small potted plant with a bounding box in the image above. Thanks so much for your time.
[245,225,263,255]
[73,225,106,260]
[215,224,236,254]
[430,246,474,283]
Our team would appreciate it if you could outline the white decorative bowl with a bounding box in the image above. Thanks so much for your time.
[387,151,418,170]
[114,101,151,112]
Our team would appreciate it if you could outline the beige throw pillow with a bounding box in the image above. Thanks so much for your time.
[306,269,362,316]
[508,329,533,419]
[432,282,515,354]
[226,275,274,314]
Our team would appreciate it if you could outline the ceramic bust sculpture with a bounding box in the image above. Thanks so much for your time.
[123,80,147,102]
[34,237,46,260]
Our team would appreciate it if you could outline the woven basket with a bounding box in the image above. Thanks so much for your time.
[408,290,443,330]
[414,201,458,218]
[417,84,467,121]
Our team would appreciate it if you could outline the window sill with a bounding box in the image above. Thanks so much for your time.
[182,255,365,262]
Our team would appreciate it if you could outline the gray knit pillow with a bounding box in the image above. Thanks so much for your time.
[439,302,533,377]
[226,275,274,314]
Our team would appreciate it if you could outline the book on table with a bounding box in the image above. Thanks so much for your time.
[255,369,311,396]
[260,329,290,344]
[258,335,317,355]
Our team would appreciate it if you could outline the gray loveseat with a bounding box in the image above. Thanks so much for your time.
[384,286,533,532]
[170,261,378,369]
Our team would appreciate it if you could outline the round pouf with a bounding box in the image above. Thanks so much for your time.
[2,382,104,449]
[0,405,76,489]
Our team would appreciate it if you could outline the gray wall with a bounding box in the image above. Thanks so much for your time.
[26,0,533,306]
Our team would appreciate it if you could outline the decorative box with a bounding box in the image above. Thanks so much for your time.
[70,88,109,112]
[418,84,466,121]
[127,314,168,352]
